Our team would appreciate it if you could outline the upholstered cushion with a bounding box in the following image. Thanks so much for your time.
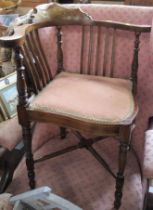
[30,72,137,125]
[0,117,21,151]
[0,193,12,210]
[143,129,153,178]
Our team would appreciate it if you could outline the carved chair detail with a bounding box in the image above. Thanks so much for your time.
[0,3,151,210]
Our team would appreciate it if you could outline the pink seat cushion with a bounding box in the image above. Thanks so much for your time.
[30,72,137,125]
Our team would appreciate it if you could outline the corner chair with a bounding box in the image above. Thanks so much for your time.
[0,3,151,210]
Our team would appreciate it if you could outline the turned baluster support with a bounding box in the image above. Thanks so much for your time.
[57,26,64,73]
[114,126,132,209]
[15,46,28,107]
[15,46,35,189]
[56,27,67,139]
[131,31,141,95]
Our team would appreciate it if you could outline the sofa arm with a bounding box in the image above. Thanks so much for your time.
[0,117,22,151]
[143,116,153,178]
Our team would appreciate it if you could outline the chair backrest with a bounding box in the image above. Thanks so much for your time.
[18,4,92,95]
[18,4,150,96]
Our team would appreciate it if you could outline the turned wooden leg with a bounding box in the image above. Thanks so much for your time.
[114,126,132,209]
[23,125,35,189]
[60,127,67,139]
[15,45,35,189]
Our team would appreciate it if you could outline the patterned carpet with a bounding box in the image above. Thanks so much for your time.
[7,132,144,210]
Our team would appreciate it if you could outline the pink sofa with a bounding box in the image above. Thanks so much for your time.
[1,3,153,210]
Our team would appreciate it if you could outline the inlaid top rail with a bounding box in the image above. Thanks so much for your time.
[94,20,151,32]
[0,2,151,48]
[0,20,151,48]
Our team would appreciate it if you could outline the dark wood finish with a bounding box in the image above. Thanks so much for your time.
[57,26,64,73]
[80,26,85,74]
[33,30,52,81]
[131,32,141,95]
[21,0,48,8]
[125,0,153,6]
[60,127,67,139]
[0,3,151,209]
[15,46,35,189]
[114,125,132,209]
[110,29,116,77]
[27,109,120,136]
[25,35,43,91]
[95,26,101,76]
[0,141,24,193]
[103,29,109,76]
[21,44,39,94]
[22,125,35,189]
[87,25,94,75]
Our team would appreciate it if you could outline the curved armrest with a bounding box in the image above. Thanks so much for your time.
[0,24,31,48]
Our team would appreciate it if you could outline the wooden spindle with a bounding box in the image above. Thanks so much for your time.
[80,26,85,74]
[95,26,101,76]
[87,25,94,75]
[103,29,109,76]
[131,32,141,95]
[15,46,28,107]
[34,30,52,82]
[30,31,46,87]
[15,46,36,189]
[21,46,38,94]
[110,29,116,77]
[25,38,42,91]
[26,33,44,88]
[57,26,64,74]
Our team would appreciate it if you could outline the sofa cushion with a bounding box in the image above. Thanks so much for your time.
[0,193,12,210]
[0,117,21,151]
[143,129,153,178]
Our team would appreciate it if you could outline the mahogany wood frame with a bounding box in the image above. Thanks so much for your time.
[0,4,151,210]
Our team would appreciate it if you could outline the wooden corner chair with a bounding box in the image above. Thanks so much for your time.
[0,3,151,210]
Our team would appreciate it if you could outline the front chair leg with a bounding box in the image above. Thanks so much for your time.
[114,125,132,209]
[23,125,35,189]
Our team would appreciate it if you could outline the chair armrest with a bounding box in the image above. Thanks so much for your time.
[0,24,30,48]
[143,116,153,179]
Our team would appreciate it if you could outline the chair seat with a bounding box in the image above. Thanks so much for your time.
[29,72,138,125]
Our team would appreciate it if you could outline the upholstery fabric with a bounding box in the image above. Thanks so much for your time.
[0,116,59,152]
[125,0,153,6]
[30,72,137,125]
[143,129,153,178]
[39,5,153,165]
[0,4,152,210]
[7,132,144,210]
[0,117,21,151]
[0,193,12,210]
